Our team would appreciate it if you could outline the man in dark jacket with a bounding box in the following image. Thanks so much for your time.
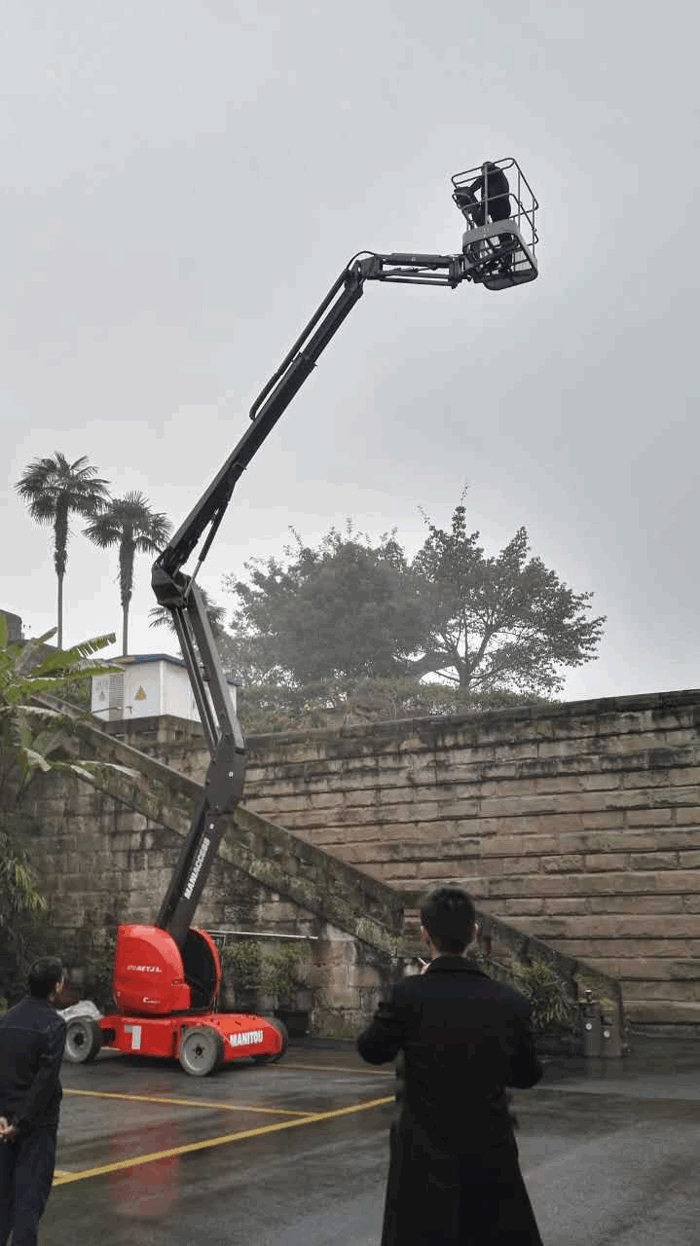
[456,162,512,226]
[357,887,544,1246]
[0,957,67,1246]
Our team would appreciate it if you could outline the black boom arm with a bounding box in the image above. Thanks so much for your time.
[151,249,472,949]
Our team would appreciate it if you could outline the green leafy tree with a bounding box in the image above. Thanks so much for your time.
[224,523,428,685]
[84,492,172,656]
[214,628,281,688]
[235,676,552,735]
[0,614,135,1001]
[15,453,110,648]
[410,500,605,695]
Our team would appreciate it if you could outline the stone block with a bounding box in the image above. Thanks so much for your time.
[486,792,607,819]
[620,770,677,790]
[349,965,385,989]
[674,807,700,825]
[583,812,626,829]
[678,851,700,868]
[617,915,700,938]
[384,862,420,880]
[371,785,406,805]
[331,786,382,807]
[668,960,700,980]
[668,766,700,785]
[623,979,699,1002]
[651,870,700,893]
[411,839,481,860]
[501,898,545,915]
[480,856,541,875]
[486,874,567,898]
[542,897,591,915]
[416,859,483,879]
[625,1000,700,1024]
[583,853,628,871]
[577,772,624,792]
[541,855,585,873]
[530,775,581,795]
[570,831,651,853]
[308,792,348,810]
[612,957,679,980]
[627,851,678,870]
[478,778,540,798]
[625,808,674,827]
[588,893,686,914]
[484,834,524,856]
[508,916,568,939]
[435,797,481,818]
[417,876,488,898]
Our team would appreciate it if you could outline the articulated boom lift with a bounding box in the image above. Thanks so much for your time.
[65,159,539,1075]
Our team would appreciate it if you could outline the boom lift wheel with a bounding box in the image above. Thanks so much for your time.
[252,1018,288,1064]
[65,1017,103,1063]
[178,1025,225,1076]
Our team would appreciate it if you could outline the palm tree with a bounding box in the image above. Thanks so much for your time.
[148,588,227,638]
[84,492,172,656]
[15,453,110,648]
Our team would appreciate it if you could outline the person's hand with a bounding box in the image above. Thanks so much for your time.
[0,1118,17,1143]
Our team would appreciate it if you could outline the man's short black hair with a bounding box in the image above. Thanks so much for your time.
[28,957,64,999]
[420,886,476,954]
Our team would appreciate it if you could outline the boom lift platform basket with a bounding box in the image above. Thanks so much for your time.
[452,157,538,290]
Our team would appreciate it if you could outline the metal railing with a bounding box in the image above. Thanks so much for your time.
[207,928,318,944]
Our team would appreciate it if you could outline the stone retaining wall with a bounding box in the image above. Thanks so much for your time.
[112,690,700,1028]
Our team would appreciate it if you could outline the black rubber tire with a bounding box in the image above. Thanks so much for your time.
[178,1025,225,1076]
[65,1017,103,1063]
[252,1017,288,1065]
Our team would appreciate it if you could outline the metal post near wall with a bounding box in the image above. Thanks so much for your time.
[600,1003,623,1058]
[581,989,603,1057]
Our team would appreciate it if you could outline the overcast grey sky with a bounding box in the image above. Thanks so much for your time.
[3,0,698,702]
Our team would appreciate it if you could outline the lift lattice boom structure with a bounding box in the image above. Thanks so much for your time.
[64,159,539,1076]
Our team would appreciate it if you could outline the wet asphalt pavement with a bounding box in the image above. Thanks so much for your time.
[42,1034,700,1246]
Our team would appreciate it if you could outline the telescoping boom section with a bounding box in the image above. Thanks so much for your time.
[65,160,539,1075]
[150,161,539,957]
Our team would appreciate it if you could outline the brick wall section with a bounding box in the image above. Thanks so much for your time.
[112,691,700,1028]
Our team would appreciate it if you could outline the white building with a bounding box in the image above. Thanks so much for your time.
[91,654,238,724]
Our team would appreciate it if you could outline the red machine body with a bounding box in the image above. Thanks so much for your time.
[112,924,219,1014]
[96,1008,284,1066]
[90,923,285,1070]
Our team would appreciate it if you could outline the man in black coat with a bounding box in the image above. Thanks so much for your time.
[357,887,544,1246]
[0,957,67,1246]
[454,162,514,272]
[456,162,512,227]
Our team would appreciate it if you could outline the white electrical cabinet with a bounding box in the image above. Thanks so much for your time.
[91,654,237,724]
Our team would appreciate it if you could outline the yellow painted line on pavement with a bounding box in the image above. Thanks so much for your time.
[283,1061,393,1076]
[53,1095,393,1186]
[65,1088,309,1116]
